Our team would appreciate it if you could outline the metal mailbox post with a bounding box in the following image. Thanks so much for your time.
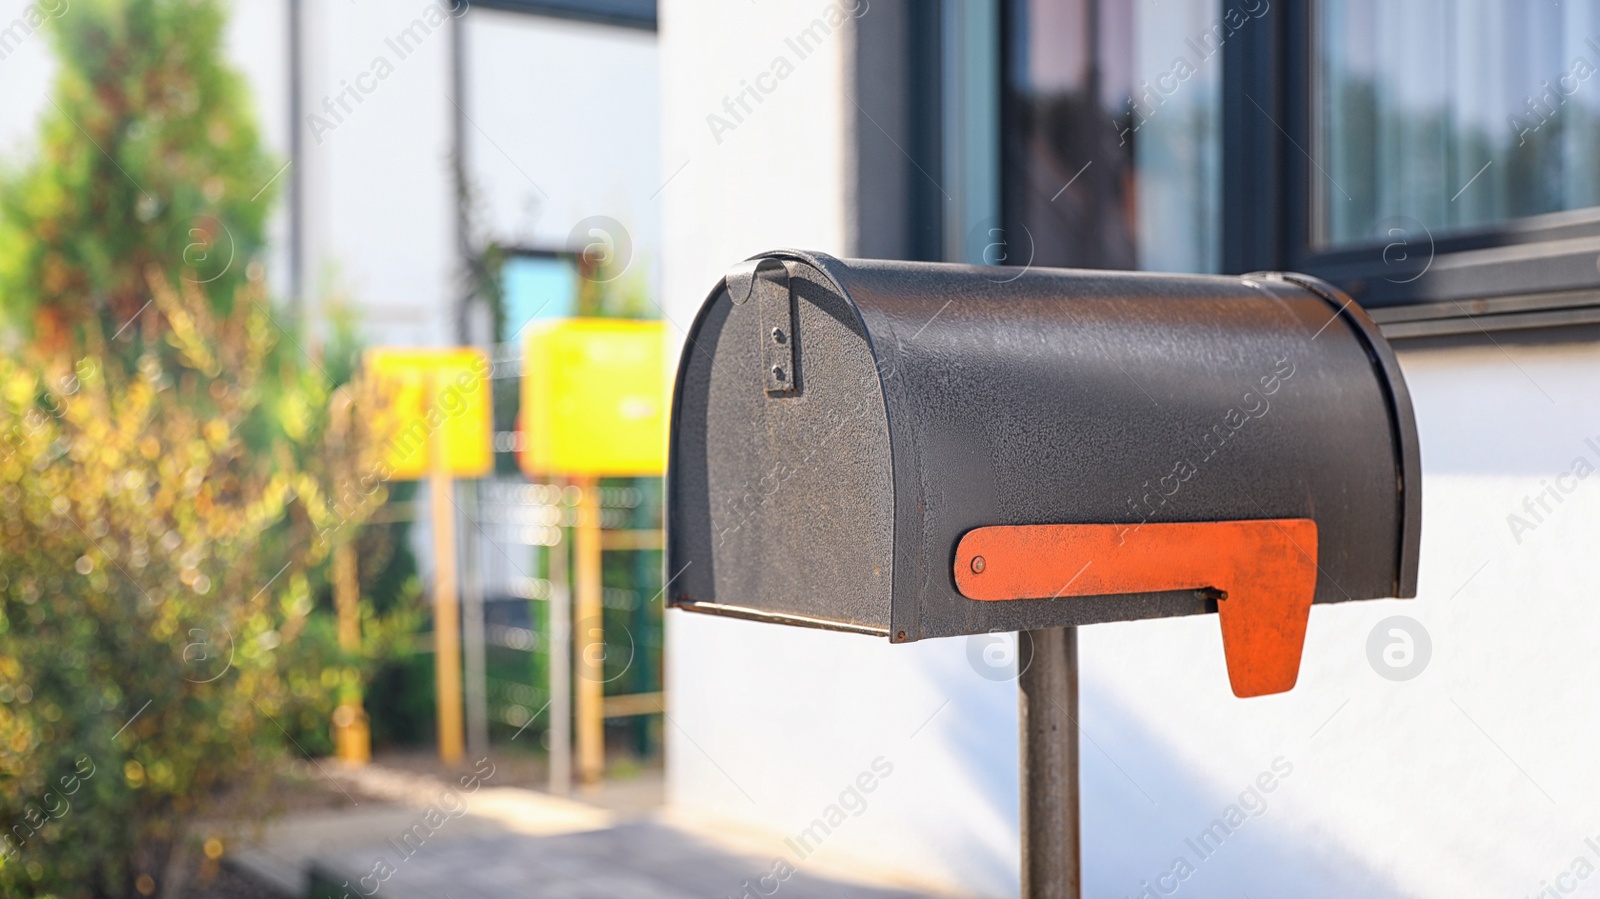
[665,251,1421,898]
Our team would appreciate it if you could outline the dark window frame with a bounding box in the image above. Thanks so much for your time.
[1223,1,1600,336]
[470,0,656,31]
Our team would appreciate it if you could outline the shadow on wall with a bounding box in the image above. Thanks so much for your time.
[1073,678,1408,899]
[924,635,1408,898]
[662,612,1026,899]
[918,653,1025,897]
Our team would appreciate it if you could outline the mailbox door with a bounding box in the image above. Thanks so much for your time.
[668,259,898,634]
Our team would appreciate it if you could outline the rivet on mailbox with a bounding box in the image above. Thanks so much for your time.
[666,250,1420,699]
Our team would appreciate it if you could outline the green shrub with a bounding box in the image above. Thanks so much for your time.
[0,1,411,894]
[0,273,391,896]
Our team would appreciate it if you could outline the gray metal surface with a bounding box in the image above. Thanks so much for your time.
[1020,627,1081,899]
[672,258,897,631]
[668,251,1422,641]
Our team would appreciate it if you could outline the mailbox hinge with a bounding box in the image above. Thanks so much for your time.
[725,257,800,398]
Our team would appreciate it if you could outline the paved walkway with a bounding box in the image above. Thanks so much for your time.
[223,762,948,899]
[309,820,935,899]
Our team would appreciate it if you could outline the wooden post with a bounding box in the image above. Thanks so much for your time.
[547,477,573,794]
[431,392,465,766]
[573,474,604,789]
[332,542,370,765]
[460,479,490,759]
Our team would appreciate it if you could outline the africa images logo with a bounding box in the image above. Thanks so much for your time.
[1366,616,1431,682]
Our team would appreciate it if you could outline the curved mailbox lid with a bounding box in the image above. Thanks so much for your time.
[666,251,1421,662]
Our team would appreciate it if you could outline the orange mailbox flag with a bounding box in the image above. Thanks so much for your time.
[519,319,667,477]
[365,347,494,481]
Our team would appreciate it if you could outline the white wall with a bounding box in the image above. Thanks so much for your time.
[657,0,854,319]
[659,2,1021,896]
[295,0,459,346]
[464,10,659,273]
[1079,337,1600,899]
[660,5,1600,899]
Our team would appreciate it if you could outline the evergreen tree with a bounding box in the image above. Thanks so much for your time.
[0,0,276,347]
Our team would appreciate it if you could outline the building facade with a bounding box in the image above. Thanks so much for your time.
[661,2,1600,897]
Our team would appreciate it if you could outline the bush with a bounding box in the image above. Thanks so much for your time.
[0,0,411,894]
[0,271,392,896]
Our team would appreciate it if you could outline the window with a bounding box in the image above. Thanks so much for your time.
[1002,0,1225,273]
[501,251,579,342]
[1000,0,1600,334]
[1316,1,1600,247]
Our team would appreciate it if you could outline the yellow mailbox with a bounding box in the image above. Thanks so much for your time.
[365,347,493,481]
[519,318,667,477]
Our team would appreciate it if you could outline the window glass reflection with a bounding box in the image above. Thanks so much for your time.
[1318,0,1600,246]
[1003,0,1231,272]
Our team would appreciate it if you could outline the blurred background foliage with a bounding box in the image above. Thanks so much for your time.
[0,0,272,346]
[0,0,422,895]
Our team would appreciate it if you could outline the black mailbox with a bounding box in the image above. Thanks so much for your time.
[666,250,1420,697]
